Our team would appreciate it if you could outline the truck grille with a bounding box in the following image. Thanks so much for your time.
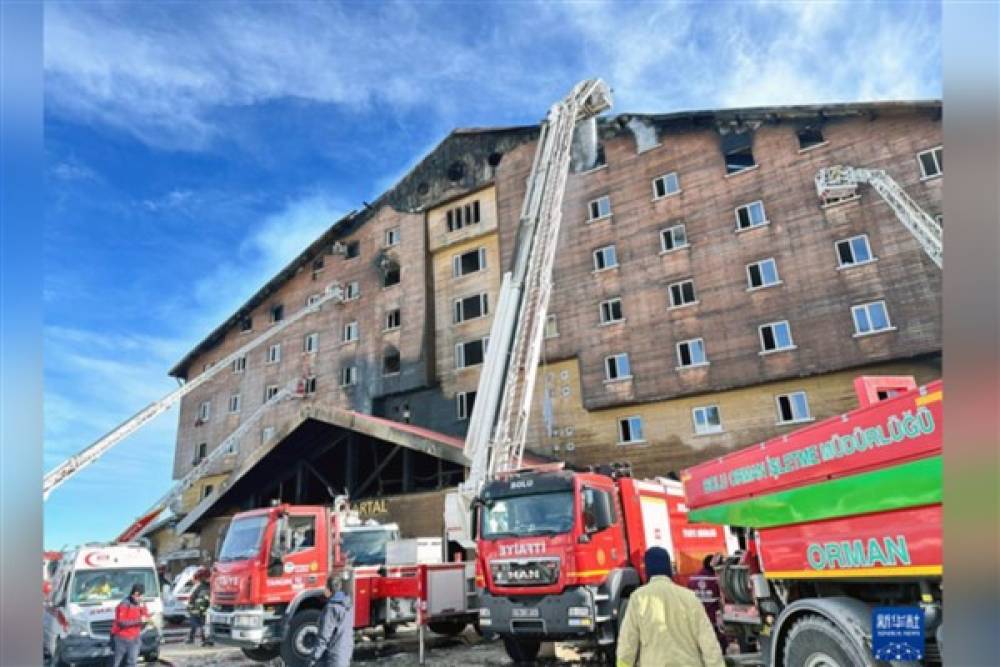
[490,558,559,587]
[90,620,113,637]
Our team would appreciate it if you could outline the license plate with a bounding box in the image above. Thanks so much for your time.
[512,608,540,618]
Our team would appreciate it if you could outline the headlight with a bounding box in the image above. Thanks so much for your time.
[69,617,90,636]
[567,606,591,618]
[479,608,491,618]
[232,614,262,628]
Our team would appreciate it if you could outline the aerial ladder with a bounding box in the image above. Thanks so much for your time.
[444,78,612,551]
[115,379,304,542]
[43,281,348,500]
[815,165,942,268]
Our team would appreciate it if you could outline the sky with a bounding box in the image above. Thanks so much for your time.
[42,0,942,550]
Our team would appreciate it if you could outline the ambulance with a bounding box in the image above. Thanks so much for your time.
[43,543,163,665]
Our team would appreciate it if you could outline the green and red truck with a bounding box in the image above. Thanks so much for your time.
[682,375,943,666]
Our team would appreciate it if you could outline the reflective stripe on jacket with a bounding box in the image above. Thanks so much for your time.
[616,575,725,667]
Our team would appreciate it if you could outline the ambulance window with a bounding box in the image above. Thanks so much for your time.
[582,487,616,533]
[289,516,316,552]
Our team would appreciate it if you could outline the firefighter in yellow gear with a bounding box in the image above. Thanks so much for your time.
[616,547,725,667]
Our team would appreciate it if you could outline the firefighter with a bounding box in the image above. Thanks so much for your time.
[186,569,213,646]
[616,547,725,667]
[110,583,149,667]
[687,555,726,650]
[308,573,354,667]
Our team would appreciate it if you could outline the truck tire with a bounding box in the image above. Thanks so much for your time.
[502,636,541,664]
[281,608,322,667]
[241,646,281,662]
[428,620,467,636]
[783,614,869,667]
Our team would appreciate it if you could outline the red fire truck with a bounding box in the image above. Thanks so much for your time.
[207,498,473,666]
[475,464,731,662]
[682,376,943,666]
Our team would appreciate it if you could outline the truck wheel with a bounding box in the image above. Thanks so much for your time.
[502,636,541,664]
[783,615,868,667]
[241,646,281,662]
[281,608,322,667]
[428,620,467,636]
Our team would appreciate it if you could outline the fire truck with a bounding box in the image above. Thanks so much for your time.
[682,376,943,666]
[207,497,473,666]
[476,465,731,661]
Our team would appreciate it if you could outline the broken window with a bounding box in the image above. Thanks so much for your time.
[239,316,253,332]
[918,146,943,178]
[345,240,360,259]
[722,132,756,174]
[383,350,401,375]
[587,196,612,221]
[456,391,478,420]
[453,247,487,277]
[652,172,680,199]
[446,201,481,232]
[618,416,644,444]
[797,126,825,150]
[455,338,488,368]
[340,366,358,387]
[668,279,697,308]
[454,293,488,323]
[676,338,707,367]
[759,321,794,352]
[604,352,631,381]
[593,245,618,271]
[747,258,781,289]
[735,201,768,230]
[385,308,401,330]
[776,391,810,423]
[599,298,624,324]
[836,235,874,267]
[660,224,688,252]
[270,304,284,323]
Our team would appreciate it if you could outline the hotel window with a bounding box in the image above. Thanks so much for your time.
[228,394,241,414]
[587,195,612,222]
[618,416,644,444]
[231,355,247,374]
[340,366,358,387]
[593,244,618,271]
[193,442,207,464]
[917,146,943,179]
[264,384,279,401]
[306,293,322,307]
[455,337,489,369]
[202,484,214,499]
[383,266,401,287]
[735,201,768,230]
[457,391,477,420]
[852,300,893,336]
[311,256,325,271]
[747,258,781,289]
[304,332,319,353]
[836,234,874,267]
[454,293,489,323]
[270,304,285,323]
[197,401,211,422]
[446,200,481,232]
[239,316,253,332]
[652,172,681,199]
[345,240,360,259]
[692,405,723,435]
[759,321,795,352]
[267,344,281,364]
[604,353,632,381]
[668,279,697,308]
[304,376,317,395]
[385,228,400,246]
[723,134,756,175]
[345,281,360,300]
[342,321,359,343]
[676,338,707,368]
[599,297,624,324]
[660,224,688,253]
[453,247,487,277]
[385,308,401,331]
[383,350,401,375]
[797,126,825,150]
[776,391,811,424]
[545,314,559,338]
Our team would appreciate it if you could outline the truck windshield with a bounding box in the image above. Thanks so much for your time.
[481,491,575,539]
[71,568,158,604]
[341,530,393,566]
[218,515,268,562]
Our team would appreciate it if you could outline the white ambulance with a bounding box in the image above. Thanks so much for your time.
[43,543,163,666]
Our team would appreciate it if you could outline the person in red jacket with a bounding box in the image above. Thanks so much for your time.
[111,583,149,667]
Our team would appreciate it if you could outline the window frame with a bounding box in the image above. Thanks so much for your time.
[587,195,612,222]
[776,391,812,425]
[228,394,241,414]
[676,337,708,369]
[270,304,285,323]
[668,279,698,309]
[592,244,619,272]
[385,227,400,247]
[746,257,782,290]
[659,224,689,254]
[917,146,943,179]
[604,352,632,382]
[544,314,559,339]
[599,297,625,325]
[835,234,876,269]
[652,172,681,200]
[304,332,319,354]
[345,281,360,300]
[758,320,796,354]
[454,293,489,324]
[304,376,317,395]
[455,337,489,369]
[385,308,401,331]
[617,416,645,445]
[734,200,768,231]
[266,343,281,364]
[232,356,247,374]
[197,401,211,422]
[456,391,478,420]
[692,405,723,435]
[340,366,358,387]
[382,350,402,376]
[851,300,895,337]
[453,247,488,278]
[264,384,279,402]
[342,321,359,343]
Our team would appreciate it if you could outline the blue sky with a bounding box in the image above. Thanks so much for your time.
[42,1,942,549]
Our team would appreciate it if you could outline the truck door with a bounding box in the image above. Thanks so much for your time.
[580,486,624,573]
[269,512,324,594]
